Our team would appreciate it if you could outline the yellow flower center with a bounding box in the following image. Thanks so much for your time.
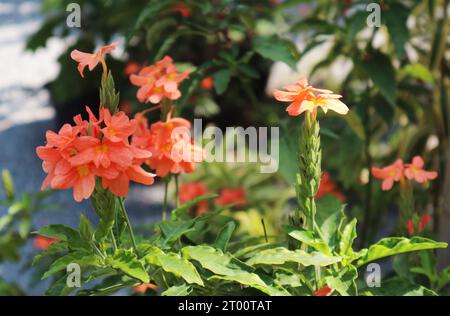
[77,165,89,177]
[108,128,117,136]
[167,73,177,81]
[95,144,109,154]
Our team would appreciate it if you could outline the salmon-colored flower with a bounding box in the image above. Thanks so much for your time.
[404,156,438,184]
[145,118,203,177]
[70,43,117,78]
[200,77,214,90]
[130,56,190,104]
[371,159,404,191]
[316,172,345,201]
[36,106,155,202]
[34,235,59,250]
[216,187,247,208]
[133,283,158,293]
[180,182,210,216]
[273,77,348,117]
[313,285,333,296]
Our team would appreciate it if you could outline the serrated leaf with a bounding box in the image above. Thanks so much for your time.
[357,237,448,267]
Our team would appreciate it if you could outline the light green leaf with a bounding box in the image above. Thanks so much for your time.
[284,226,331,255]
[79,214,94,241]
[357,237,448,267]
[246,247,341,267]
[162,284,192,296]
[401,63,434,84]
[339,218,357,256]
[107,249,149,283]
[145,247,203,286]
[324,266,358,296]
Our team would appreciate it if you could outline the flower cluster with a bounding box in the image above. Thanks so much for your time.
[132,114,203,177]
[273,77,349,117]
[130,56,190,104]
[36,107,156,201]
[371,156,438,191]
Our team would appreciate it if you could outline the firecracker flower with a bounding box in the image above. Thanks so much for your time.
[34,235,59,250]
[313,285,333,296]
[316,172,345,201]
[273,77,348,117]
[70,43,117,78]
[132,116,203,177]
[406,213,431,235]
[372,156,438,191]
[180,182,210,216]
[36,106,156,201]
[216,187,247,208]
[130,56,190,104]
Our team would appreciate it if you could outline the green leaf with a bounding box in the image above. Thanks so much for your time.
[37,224,91,251]
[284,226,332,255]
[161,284,192,296]
[213,69,231,95]
[361,51,396,105]
[145,247,203,286]
[170,193,217,220]
[79,214,94,241]
[401,63,434,84]
[159,220,196,245]
[324,265,358,296]
[246,247,341,267]
[346,11,369,42]
[42,251,100,279]
[32,240,68,266]
[362,277,437,296]
[384,3,410,57]
[253,36,299,70]
[357,237,448,267]
[107,249,149,283]
[316,196,345,245]
[214,222,236,251]
[339,218,357,256]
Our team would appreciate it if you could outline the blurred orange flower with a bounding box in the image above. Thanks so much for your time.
[34,235,59,250]
[200,77,214,90]
[130,56,189,104]
[133,283,158,293]
[316,172,345,201]
[216,188,247,208]
[70,43,117,78]
[180,182,210,215]
[313,285,333,296]
[371,159,404,191]
[404,156,438,184]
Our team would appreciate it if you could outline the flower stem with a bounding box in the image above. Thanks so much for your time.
[162,179,169,220]
[175,174,180,208]
[118,198,139,256]
[110,228,118,251]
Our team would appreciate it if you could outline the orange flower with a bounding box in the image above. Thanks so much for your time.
[406,220,415,235]
[216,188,247,208]
[34,235,59,250]
[404,156,438,184]
[180,182,210,215]
[134,283,158,293]
[200,77,214,90]
[371,159,404,191]
[130,56,190,104]
[70,43,117,78]
[418,213,431,233]
[144,118,203,177]
[124,61,141,77]
[37,106,155,201]
[313,285,333,296]
[316,172,345,201]
[273,77,348,117]
[172,2,191,17]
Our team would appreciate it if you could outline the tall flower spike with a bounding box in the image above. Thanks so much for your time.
[70,43,117,78]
